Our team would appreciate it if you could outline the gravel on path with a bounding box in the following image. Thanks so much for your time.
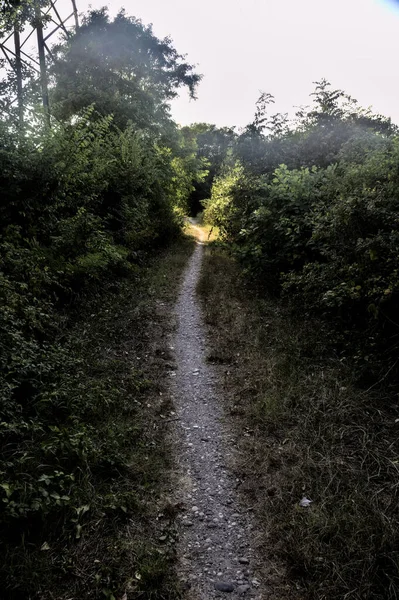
[170,237,266,600]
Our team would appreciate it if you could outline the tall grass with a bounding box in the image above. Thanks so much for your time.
[198,249,399,600]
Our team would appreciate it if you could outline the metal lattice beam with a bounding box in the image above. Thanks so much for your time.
[0,0,79,126]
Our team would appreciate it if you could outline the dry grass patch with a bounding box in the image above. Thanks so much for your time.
[198,248,399,600]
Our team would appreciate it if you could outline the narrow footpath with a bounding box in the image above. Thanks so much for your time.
[170,225,265,599]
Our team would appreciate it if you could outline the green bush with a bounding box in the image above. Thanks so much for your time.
[0,106,193,600]
[204,83,399,379]
[0,6,201,595]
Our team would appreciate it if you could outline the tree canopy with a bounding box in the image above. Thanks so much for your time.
[50,8,202,130]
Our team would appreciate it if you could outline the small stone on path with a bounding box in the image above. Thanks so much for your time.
[215,581,235,592]
[237,584,251,595]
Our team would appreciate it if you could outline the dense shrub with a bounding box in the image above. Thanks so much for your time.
[0,6,202,595]
[0,109,186,543]
[204,82,399,379]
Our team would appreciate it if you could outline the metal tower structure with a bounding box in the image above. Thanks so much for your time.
[0,0,79,126]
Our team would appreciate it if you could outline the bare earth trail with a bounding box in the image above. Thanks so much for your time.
[169,225,266,599]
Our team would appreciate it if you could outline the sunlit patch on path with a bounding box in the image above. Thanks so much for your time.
[184,218,207,244]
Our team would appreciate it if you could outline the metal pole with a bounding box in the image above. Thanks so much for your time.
[35,0,50,126]
[71,0,79,30]
[13,26,24,128]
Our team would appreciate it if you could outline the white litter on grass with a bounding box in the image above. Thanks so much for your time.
[299,497,313,507]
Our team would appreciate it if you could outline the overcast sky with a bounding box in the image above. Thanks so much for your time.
[58,0,399,128]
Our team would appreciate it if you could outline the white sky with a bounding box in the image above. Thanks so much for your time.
[56,0,399,127]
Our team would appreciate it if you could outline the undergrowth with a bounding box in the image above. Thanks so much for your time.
[202,81,399,383]
[198,248,399,600]
[0,237,193,600]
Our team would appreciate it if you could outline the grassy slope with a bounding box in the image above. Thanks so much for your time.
[198,247,399,600]
[2,237,194,600]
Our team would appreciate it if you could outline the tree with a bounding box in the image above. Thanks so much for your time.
[50,8,202,131]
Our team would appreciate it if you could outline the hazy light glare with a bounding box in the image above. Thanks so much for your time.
[381,0,399,9]
[57,0,399,128]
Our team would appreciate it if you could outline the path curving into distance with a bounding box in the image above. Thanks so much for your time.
[170,228,265,599]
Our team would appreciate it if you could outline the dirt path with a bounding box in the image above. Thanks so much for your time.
[170,230,265,599]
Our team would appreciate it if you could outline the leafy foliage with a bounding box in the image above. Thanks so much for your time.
[51,8,201,130]
[0,6,200,597]
[204,80,399,380]
[180,123,236,215]
[0,0,46,32]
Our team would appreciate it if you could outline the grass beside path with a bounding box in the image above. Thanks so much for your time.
[1,237,194,600]
[198,247,399,600]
